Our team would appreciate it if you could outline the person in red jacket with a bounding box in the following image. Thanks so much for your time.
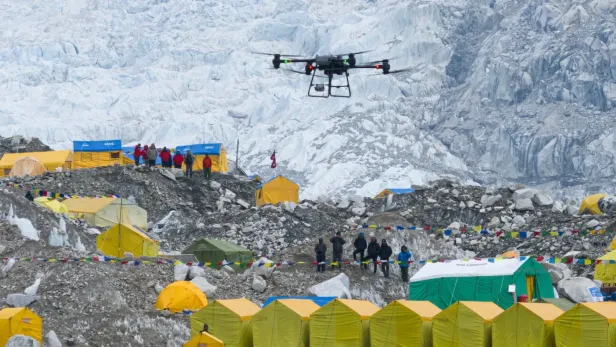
[173,151,184,169]
[160,147,171,168]
[203,154,212,180]
[142,145,149,162]
[133,143,142,166]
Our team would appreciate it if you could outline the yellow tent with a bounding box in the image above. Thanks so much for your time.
[610,237,616,251]
[62,197,147,230]
[554,302,616,347]
[155,281,208,313]
[72,140,125,169]
[255,176,299,207]
[433,301,504,347]
[595,250,616,285]
[500,250,520,259]
[374,188,415,199]
[9,156,46,177]
[370,300,441,347]
[310,298,379,347]
[0,150,72,177]
[96,223,159,258]
[252,299,320,347]
[580,194,608,215]
[34,197,69,214]
[0,307,43,347]
[492,303,563,347]
[184,332,224,347]
[175,143,228,173]
[190,298,261,346]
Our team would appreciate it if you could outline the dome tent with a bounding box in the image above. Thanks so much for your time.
[155,281,208,313]
[0,307,43,347]
[8,156,46,177]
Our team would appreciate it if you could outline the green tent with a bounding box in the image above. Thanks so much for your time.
[536,297,575,311]
[409,258,554,309]
[183,239,253,264]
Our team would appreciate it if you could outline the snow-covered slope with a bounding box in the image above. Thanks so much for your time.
[1,0,615,199]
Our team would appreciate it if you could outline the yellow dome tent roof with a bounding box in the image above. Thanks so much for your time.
[96,223,159,258]
[0,307,43,347]
[252,299,320,347]
[492,303,563,347]
[555,302,616,346]
[34,197,69,215]
[595,250,616,285]
[433,301,504,347]
[580,193,608,215]
[370,300,441,347]
[8,156,46,177]
[0,150,72,177]
[183,332,224,347]
[155,281,208,313]
[190,298,260,346]
[255,176,299,207]
[310,298,379,347]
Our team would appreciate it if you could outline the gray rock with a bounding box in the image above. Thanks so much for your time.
[236,199,250,209]
[427,198,437,204]
[514,199,535,211]
[252,275,267,292]
[532,193,554,206]
[224,189,237,200]
[585,219,600,228]
[188,266,206,279]
[488,216,501,229]
[512,188,539,202]
[6,293,38,307]
[467,201,476,208]
[541,263,572,285]
[283,202,297,213]
[173,263,190,281]
[0,244,5,255]
[222,265,235,274]
[459,201,466,208]
[351,207,366,216]
[169,168,184,178]
[481,194,502,207]
[191,277,217,296]
[155,284,164,294]
[566,205,579,216]
[159,169,176,181]
[209,181,222,190]
[6,336,40,347]
[552,201,565,213]
[46,331,62,347]
[512,215,526,227]
[337,199,350,209]
[557,277,601,303]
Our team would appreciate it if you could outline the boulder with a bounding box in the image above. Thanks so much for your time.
[565,205,578,216]
[466,201,476,208]
[512,215,526,227]
[512,188,539,202]
[188,266,206,279]
[307,273,352,298]
[159,169,176,181]
[24,278,41,296]
[236,199,251,209]
[351,207,366,216]
[252,275,267,292]
[488,216,501,229]
[224,189,237,200]
[46,331,62,347]
[514,199,535,211]
[155,284,164,294]
[459,201,466,208]
[552,200,565,213]
[209,181,222,190]
[6,336,40,347]
[532,193,554,206]
[481,194,502,207]
[0,244,5,254]
[222,265,235,274]
[191,277,217,296]
[585,219,600,228]
[557,277,602,303]
[283,202,296,213]
[337,199,351,209]
[169,168,184,178]
[541,263,572,285]
[173,263,190,281]
[252,257,276,278]
[6,293,38,307]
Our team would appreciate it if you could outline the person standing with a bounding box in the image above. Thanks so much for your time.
[147,144,157,167]
[203,154,212,180]
[314,237,327,273]
[329,231,345,270]
[397,245,412,282]
[173,150,184,169]
[366,236,380,273]
[25,190,34,201]
[142,145,149,163]
[185,149,194,177]
[133,143,142,166]
[353,232,367,269]
[379,239,393,278]
[160,147,171,168]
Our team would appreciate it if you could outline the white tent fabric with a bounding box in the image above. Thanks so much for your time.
[410,258,528,282]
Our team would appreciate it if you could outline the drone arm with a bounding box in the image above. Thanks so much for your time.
[350,65,381,69]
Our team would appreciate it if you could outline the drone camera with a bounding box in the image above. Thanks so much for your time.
[315,84,325,92]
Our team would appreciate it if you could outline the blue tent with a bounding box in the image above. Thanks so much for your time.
[261,296,336,308]
[73,140,122,152]
[175,143,222,155]
[387,188,415,194]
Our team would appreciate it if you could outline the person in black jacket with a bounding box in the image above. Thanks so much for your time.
[314,238,327,273]
[329,231,345,270]
[379,239,393,278]
[25,190,34,201]
[353,232,367,269]
[366,236,380,273]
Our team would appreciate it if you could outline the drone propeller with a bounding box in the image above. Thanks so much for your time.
[251,51,308,57]
[363,57,401,65]
[385,68,413,74]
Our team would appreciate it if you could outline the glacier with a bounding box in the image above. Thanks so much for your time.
[0,0,615,199]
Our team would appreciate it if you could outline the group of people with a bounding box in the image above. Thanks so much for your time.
[133,143,213,179]
[314,231,413,282]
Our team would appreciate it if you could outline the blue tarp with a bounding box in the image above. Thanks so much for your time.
[261,296,336,308]
[386,188,415,194]
[73,140,122,152]
[175,143,222,155]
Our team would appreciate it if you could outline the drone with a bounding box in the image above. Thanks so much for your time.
[253,50,410,98]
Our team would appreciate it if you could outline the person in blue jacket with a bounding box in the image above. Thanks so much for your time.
[397,245,412,282]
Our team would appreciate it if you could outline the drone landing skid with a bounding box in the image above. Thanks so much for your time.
[308,71,351,98]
